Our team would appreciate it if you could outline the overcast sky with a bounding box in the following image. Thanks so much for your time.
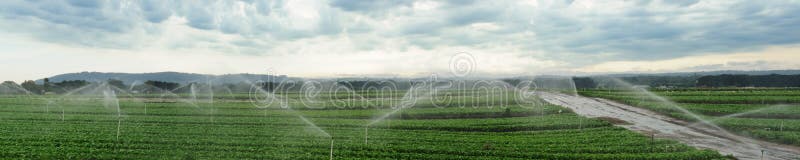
[1,0,800,82]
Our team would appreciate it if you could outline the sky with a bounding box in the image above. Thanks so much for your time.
[1,0,800,82]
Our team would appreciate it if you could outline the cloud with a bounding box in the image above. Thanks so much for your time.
[0,0,799,80]
[575,46,800,73]
[66,0,103,8]
[521,1,800,62]
[329,0,414,12]
[139,0,172,23]
[185,7,216,30]
[3,0,798,58]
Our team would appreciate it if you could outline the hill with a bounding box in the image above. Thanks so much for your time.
[604,70,800,77]
[38,72,289,84]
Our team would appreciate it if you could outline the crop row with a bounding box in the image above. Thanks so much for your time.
[579,89,800,146]
[0,92,728,159]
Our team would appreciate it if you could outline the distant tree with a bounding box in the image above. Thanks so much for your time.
[1,81,22,94]
[225,83,249,93]
[20,80,42,94]
[144,80,179,91]
[572,77,597,89]
[501,79,522,86]
[53,80,89,92]
[1,81,16,86]
[43,78,51,93]
[337,81,358,90]
[107,79,127,89]
[696,74,800,87]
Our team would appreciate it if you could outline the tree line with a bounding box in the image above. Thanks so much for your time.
[11,79,182,94]
[6,74,797,95]
[696,74,800,87]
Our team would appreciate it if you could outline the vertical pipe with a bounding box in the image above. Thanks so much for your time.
[651,133,655,152]
[117,118,121,140]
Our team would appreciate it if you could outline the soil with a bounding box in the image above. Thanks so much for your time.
[538,92,800,160]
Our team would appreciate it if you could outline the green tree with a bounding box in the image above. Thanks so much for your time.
[43,78,51,93]
[20,80,42,94]
[144,80,179,91]
[1,81,16,86]
[572,77,597,89]
[53,80,89,92]
[107,79,127,89]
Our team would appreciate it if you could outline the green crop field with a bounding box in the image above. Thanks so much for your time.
[0,89,728,159]
[579,88,800,146]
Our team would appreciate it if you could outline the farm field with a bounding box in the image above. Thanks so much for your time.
[579,88,800,147]
[4,0,800,159]
[0,89,728,159]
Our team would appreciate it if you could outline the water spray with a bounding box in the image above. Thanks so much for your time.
[245,78,332,137]
[687,104,789,128]
[608,78,731,133]
[103,84,122,140]
[363,82,450,146]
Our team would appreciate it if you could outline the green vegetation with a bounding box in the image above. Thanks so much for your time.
[0,89,728,159]
[580,88,800,146]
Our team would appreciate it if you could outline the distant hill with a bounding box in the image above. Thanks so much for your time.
[36,69,800,86]
[38,72,289,85]
[593,70,800,87]
[605,70,800,77]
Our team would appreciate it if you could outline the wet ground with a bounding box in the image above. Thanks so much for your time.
[538,92,800,160]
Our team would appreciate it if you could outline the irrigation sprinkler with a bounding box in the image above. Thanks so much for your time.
[210,110,215,123]
[117,118,121,140]
[364,127,369,145]
[650,133,656,152]
[330,138,334,160]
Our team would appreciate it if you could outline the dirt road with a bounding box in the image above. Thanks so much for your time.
[538,92,800,160]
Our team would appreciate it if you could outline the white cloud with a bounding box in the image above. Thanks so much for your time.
[284,0,322,31]
[412,0,440,11]
[0,0,799,81]
[576,45,800,73]
[469,22,500,31]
